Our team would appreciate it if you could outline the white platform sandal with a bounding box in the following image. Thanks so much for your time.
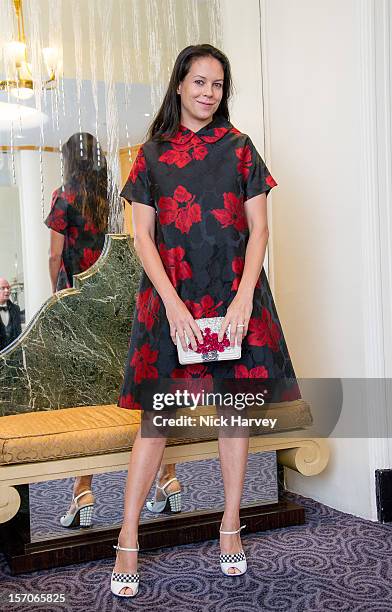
[146,477,182,513]
[219,524,247,576]
[59,490,94,528]
[111,541,140,598]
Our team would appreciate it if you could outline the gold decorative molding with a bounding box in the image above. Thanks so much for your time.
[0,145,60,153]
[0,144,140,155]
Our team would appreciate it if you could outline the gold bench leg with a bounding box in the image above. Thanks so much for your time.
[0,486,21,523]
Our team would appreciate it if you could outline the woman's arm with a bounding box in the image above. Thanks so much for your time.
[49,230,65,293]
[218,192,269,347]
[132,203,203,351]
[238,192,269,296]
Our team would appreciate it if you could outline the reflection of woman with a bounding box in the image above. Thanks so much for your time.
[45,132,109,292]
[46,133,182,528]
[45,132,108,524]
[110,43,288,598]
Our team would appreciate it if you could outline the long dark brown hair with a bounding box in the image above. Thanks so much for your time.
[147,44,234,142]
[62,132,109,232]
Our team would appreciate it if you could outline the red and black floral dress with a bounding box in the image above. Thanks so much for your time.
[118,114,300,410]
[45,181,106,291]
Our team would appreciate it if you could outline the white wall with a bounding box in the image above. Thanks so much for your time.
[261,0,391,520]
[264,0,365,377]
[220,0,271,271]
[221,0,266,153]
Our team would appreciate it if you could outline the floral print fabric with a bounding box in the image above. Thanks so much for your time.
[118,115,299,410]
[44,182,106,290]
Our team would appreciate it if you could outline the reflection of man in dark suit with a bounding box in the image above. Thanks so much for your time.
[0,278,22,351]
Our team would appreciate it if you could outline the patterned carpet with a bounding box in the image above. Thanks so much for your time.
[29,452,278,540]
[1,461,392,610]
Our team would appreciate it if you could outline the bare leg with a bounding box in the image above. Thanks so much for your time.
[154,462,181,501]
[218,428,249,575]
[69,475,94,512]
[70,464,180,511]
[68,465,179,517]
[114,426,167,595]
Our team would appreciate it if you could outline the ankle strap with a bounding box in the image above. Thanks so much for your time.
[73,490,93,504]
[156,477,178,492]
[113,543,139,552]
[219,524,246,535]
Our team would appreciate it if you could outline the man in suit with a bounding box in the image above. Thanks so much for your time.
[0,278,22,351]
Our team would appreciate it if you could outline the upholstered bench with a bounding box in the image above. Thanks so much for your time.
[0,401,327,524]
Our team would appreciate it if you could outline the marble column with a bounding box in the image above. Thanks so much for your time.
[17,150,61,322]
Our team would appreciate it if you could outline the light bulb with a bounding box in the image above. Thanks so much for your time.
[4,41,26,64]
[42,47,59,75]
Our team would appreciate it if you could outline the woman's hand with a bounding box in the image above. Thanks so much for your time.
[217,291,254,347]
[164,296,204,351]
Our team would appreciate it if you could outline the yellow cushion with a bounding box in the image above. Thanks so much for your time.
[0,404,217,465]
[0,405,140,465]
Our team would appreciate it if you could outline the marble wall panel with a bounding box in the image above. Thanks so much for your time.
[0,235,142,416]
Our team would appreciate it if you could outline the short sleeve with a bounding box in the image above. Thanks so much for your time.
[120,145,155,208]
[242,137,278,201]
[44,190,68,234]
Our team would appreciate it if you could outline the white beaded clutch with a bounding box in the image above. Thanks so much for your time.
[176,316,241,365]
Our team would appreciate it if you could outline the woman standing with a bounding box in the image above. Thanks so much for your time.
[112,44,296,598]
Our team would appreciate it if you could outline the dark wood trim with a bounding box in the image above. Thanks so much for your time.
[0,484,31,556]
[277,462,286,497]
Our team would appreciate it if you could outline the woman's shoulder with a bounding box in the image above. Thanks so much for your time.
[226,127,261,159]
[135,138,167,168]
[140,138,162,155]
[51,182,78,207]
[228,125,252,144]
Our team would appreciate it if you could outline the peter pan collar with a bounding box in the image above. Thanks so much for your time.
[164,115,233,145]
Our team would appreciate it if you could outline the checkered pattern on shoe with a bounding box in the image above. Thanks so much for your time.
[79,506,93,525]
[111,572,140,582]
[219,551,246,563]
[169,493,181,511]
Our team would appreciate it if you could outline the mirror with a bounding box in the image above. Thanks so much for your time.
[0,0,274,543]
